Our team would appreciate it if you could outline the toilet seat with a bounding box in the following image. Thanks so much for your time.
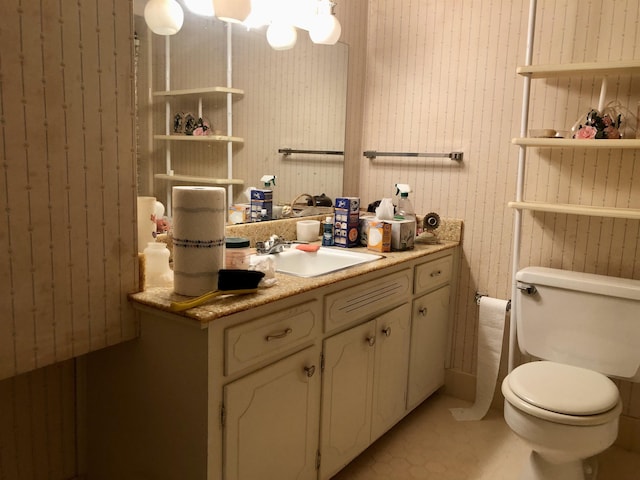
[503,361,622,426]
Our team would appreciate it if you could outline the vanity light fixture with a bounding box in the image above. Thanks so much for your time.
[143,0,185,35]
[212,0,252,24]
[183,0,215,17]
[266,21,298,50]
[309,0,341,45]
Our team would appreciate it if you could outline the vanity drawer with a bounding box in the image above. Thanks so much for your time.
[414,254,452,295]
[324,269,412,333]
[224,300,320,376]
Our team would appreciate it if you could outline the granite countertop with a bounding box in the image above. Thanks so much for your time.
[131,218,462,325]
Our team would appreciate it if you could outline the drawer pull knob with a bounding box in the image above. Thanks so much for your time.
[266,328,293,341]
[382,326,392,337]
[430,270,442,277]
[419,307,427,316]
[304,365,316,377]
[366,336,376,347]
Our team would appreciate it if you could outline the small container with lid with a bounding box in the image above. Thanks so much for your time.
[143,242,173,289]
[225,237,255,269]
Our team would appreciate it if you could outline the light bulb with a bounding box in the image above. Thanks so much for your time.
[212,0,252,24]
[309,13,341,44]
[267,22,297,50]
[144,0,184,35]
[244,0,271,29]
[184,0,215,17]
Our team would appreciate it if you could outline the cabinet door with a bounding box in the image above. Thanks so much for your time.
[224,345,321,480]
[371,303,411,441]
[407,285,451,410]
[320,320,376,480]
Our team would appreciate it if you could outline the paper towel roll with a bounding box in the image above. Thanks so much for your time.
[137,196,157,253]
[172,186,226,296]
[450,296,509,421]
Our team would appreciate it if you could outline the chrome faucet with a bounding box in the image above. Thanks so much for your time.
[256,235,288,255]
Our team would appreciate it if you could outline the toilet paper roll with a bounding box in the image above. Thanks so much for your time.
[172,186,226,296]
[137,196,157,253]
[450,296,509,421]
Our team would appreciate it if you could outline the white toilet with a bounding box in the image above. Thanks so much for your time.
[502,267,640,480]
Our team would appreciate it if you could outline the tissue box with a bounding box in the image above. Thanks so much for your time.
[334,197,360,247]
[389,218,416,251]
[250,189,272,222]
[367,220,392,252]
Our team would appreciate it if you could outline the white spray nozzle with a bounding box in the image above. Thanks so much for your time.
[261,175,276,187]
[395,183,411,196]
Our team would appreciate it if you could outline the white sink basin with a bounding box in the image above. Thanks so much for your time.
[267,247,382,278]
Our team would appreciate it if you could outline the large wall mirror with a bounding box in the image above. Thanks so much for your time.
[135,10,348,220]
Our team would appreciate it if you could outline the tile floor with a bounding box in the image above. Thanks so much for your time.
[331,392,640,480]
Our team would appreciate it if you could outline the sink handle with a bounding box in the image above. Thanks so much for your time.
[266,327,293,341]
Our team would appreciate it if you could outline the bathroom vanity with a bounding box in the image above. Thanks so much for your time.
[86,240,459,480]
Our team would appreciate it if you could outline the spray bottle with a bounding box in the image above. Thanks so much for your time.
[395,184,416,221]
[393,183,417,250]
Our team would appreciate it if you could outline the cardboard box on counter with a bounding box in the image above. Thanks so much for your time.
[367,219,392,252]
[334,197,360,247]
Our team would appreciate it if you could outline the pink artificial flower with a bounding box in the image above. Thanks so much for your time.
[193,127,204,136]
[574,125,597,139]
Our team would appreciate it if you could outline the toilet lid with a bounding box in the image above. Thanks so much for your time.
[508,361,619,415]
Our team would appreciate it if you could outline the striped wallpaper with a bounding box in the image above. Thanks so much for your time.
[358,0,640,448]
[0,0,137,476]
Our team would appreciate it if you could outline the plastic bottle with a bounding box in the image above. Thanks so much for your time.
[395,184,417,221]
[143,242,173,289]
[322,216,334,246]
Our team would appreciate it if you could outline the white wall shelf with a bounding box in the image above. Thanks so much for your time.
[154,173,244,186]
[517,60,640,78]
[512,138,640,148]
[154,134,244,143]
[509,201,640,220]
[152,86,244,97]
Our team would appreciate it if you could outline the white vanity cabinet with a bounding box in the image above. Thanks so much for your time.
[223,345,321,480]
[86,247,457,480]
[407,285,451,410]
[406,254,453,410]
[319,303,411,480]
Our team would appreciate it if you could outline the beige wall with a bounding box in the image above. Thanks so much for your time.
[357,0,640,448]
[0,0,137,476]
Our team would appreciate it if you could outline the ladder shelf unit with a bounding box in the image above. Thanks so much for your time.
[508,0,640,372]
[152,25,244,212]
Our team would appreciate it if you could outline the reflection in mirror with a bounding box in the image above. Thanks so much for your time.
[135,12,348,222]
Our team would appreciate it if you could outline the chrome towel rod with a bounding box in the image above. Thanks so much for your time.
[279,148,344,156]
[363,150,463,161]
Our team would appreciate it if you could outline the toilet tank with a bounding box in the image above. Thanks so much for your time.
[515,267,640,381]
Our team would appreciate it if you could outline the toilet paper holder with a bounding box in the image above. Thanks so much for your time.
[475,292,511,312]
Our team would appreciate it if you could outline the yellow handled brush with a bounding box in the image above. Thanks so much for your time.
[170,269,265,312]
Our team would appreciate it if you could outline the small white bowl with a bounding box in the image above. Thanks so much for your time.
[529,128,557,138]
